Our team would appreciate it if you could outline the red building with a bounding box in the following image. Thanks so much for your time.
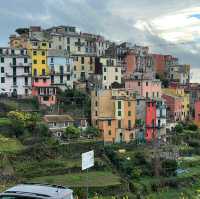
[152,54,165,76]
[124,52,136,75]
[145,100,157,142]
[195,101,200,122]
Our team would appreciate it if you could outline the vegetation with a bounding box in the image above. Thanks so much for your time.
[64,125,81,140]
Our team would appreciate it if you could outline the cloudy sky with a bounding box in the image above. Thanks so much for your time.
[1,0,200,81]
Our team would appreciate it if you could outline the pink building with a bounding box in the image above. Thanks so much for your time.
[125,78,162,99]
[32,78,57,106]
[162,94,183,122]
[195,100,200,122]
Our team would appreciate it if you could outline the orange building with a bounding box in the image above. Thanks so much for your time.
[91,89,136,143]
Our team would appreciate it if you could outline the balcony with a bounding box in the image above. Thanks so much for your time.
[75,41,85,46]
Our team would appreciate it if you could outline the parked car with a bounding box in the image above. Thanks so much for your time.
[0,183,73,199]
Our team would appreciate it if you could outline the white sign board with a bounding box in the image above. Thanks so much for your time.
[82,150,94,170]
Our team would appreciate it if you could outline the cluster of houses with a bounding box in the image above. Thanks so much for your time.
[1,25,199,143]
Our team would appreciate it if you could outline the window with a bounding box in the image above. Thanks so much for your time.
[0,57,4,63]
[95,101,98,106]
[153,92,155,98]
[51,75,54,84]
[108,120,111,126]
[25,77,28,85]
[90,57,93,64]
[128,101,131,107]
[43,78,46,83]
[118,101,121,109]
[138,82,140,86]
[74,66,76,71]
[115,76,118,81]
[34,69,37,76]
[108,130,112,135]
[24,58,28,63]
[67,46,70,52]
[33,51,37,55]
[104,67,106,72]
[13,58,16,65]
[59,36,62,41]
[128,111,131,116]
[67,75,70,81]
[78,46,81,51]
[118,120,121,128]
[90,66,93,71]
[81,65,85,70]
[74,74,76,78]
[157,92,159,98]
[81,57,84,64]
[137,100,139,105]
[118,111,121,116]
[51,58,54,63]
[42,51,45,56]
[115,68,118,72]
[1,67,4,73]
[67,37,70,44]
[59,45,62,50]
[60,75,63,83]
[42,42,47,47]
[95,111,98,116]
[25,88,28,96]
[1,77,5,83]
[42,69,45,76]
[33,60,37,64]
[42,60,46,64]
[146,92,148,98]
[35,78,38,82]
[20,50,24,55]
[128,120,131,129]
[60,66,64,74]
[43,96,49,101]
[146,81,148,86]
[104,76,106,80]
[13,77,16,85]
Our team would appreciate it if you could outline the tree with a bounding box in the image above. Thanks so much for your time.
[174,124,183,134]
[64,125,80,140]
[84,126,100,138]
[162,159,177,177]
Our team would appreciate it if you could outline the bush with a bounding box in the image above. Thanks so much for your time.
[161,159,177,177]
[174,124,183,134]
[187,124,198,131]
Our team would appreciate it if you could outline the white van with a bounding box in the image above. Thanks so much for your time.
[0,184,73,199]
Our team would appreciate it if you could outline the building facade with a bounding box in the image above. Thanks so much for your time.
[48,50,74,90]
[0,48,32,96]
[91,89,136,143]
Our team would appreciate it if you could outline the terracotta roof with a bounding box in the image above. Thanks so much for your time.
[44,115,74,123]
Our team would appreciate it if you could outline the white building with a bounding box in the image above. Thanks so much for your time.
[47,49,74,90]
[100,57,122,89]
[0,48,32,96]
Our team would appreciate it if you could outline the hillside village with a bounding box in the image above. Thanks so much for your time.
[0,25,200,198]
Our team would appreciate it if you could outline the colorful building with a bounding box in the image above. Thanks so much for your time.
[162,88,190,121]
[48,49,74,90]
[91,89,136,143]
[125,74,161,99]
[72,54,95,81]
[32,78,57,106]
[28,39,49,77]
[152,54,165,76]
[0,48,32,96]
[100,57,122,89]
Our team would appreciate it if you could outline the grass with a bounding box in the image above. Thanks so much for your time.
[0,118,12,126]
[0,135,24,152]
[30,171,121,187]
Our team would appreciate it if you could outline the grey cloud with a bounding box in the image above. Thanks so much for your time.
[0,0,200,73]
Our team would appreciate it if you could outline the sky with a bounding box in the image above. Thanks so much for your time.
[1,0,200,82]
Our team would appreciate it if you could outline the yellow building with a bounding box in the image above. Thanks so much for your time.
[162,87,190,120]
[91,89,136,143]
[28,39,49,76]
